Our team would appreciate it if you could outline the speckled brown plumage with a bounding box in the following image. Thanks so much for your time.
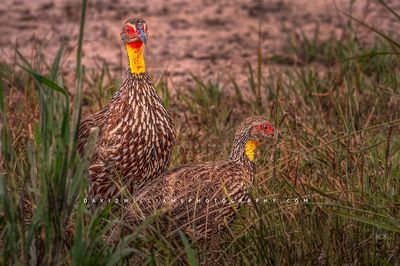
[121,116,275,239]
[78,19,175,200]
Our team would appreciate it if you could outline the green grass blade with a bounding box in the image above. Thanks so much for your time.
[18,64,68,96]
[331,209,400,233]
[178,231,198,266]
[76,0,87,80]
[339,10,400,49]
[50,42,65,80]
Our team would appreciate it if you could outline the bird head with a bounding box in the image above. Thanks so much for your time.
[231,116,276,161]
[249,119,275,141]
[236,116,275,142]
[121,18,148,47]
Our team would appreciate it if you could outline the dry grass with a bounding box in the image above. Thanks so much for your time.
[1,0,400,265]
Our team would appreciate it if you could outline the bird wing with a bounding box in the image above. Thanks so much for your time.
[77,106,109,153]
[123,161,252,237]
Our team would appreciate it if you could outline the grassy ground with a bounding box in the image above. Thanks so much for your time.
[1,1,400,265]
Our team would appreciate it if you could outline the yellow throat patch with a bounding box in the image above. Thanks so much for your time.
[245,140,258,161]
[126,44,146,74]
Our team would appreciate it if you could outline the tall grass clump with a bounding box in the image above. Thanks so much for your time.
[0,0,131,264]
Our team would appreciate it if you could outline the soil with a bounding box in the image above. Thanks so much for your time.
[1,0,399,91]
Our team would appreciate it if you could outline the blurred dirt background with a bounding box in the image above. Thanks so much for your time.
[1,0,399,91]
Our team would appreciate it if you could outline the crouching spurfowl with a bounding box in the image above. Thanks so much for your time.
[122,116,275,239]
[78,19,175,200]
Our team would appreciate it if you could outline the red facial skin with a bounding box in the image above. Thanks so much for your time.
[128,41,143,49]
[124,25,144,49]
[256,122,274,136]
[125,25,135,35]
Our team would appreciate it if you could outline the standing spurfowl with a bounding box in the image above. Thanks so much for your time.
[122,116,275,239]
[79,19,175,200]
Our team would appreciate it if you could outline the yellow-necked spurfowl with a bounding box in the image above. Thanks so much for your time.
[78,19,176,200]
[123,116,275,239]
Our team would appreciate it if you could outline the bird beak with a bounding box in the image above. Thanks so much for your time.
[138,28,147,45]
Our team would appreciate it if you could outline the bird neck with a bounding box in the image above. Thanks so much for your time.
[244,140,258,161]
[230,136,258,167]
[126,42,146,74]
